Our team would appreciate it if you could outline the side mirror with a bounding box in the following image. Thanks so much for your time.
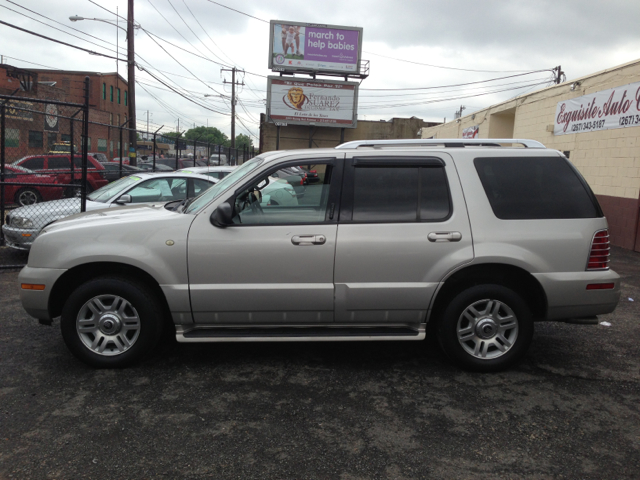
[115,194,132,204]
[210,202,233,228]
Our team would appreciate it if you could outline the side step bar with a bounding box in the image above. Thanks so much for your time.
[176,325,425,343]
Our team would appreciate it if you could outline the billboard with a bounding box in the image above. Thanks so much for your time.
[268,20,363,75]
[267,77,358,128]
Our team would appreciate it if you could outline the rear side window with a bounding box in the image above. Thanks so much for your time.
[351,166,451,223]
[474,156,599,219]
[48,157,70,169]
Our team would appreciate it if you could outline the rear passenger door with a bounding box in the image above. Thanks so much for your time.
[334,152,474,324]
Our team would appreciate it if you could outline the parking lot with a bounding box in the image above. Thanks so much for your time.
[1,246,639,479]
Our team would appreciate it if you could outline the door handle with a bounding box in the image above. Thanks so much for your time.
[428,231,462,242]
[291,234,326,246]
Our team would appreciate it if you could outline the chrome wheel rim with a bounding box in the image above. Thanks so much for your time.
[18,190,38,205]
[76,294,141,356]
[456,298,519,360]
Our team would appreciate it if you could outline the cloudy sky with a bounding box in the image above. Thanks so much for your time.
[2,0,639,143]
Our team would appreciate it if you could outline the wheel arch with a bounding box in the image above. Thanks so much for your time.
[429,263,548,324]
[49,262,172,322]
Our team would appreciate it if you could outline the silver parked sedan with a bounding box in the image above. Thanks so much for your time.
[3,172,216,250]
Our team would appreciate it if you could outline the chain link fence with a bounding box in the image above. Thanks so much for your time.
[1,88,257,268]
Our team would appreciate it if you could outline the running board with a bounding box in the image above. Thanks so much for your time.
[176,325,425,343]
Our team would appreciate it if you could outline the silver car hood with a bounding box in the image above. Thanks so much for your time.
[44,203,170,233]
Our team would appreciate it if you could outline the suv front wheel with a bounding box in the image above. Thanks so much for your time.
[61,277,165,368]
[437,284,534,372]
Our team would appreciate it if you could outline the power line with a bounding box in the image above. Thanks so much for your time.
[0,19,121,61]
[362,50,543,73]
[204,0,269,24]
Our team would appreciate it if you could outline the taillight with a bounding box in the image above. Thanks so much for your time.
[586,229,610,270]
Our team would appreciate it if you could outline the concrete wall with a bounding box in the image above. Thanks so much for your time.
[421,58,640,250]
[260,115,439,152]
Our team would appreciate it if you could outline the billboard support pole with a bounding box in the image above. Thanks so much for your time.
[276,125,280,150]
[340,128,345,144]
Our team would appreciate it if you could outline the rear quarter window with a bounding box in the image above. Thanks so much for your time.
[474,156,600,219]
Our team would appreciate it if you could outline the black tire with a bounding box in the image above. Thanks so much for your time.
[14,187,42,206]
[437,284,534,372]
[60,277,165,368]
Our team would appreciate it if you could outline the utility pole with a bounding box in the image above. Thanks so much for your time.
[554,65,565,85]
[127,0,137,166]
[221,67,244,149]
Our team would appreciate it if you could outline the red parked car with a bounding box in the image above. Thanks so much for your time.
[12,155,109,195]
[3,165,64,206]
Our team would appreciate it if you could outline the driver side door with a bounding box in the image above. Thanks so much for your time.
[187,156,343,324]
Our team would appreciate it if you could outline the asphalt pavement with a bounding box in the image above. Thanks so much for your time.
[0,246,639,479]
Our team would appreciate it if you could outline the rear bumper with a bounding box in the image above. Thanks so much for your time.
[532,270,621,320]
[18,266,67,320]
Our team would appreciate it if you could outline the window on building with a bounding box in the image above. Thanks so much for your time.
[110,85,114,102]
[102,82,106,100]
[97,139,107,152]
[125,90,128,106]
[61,134,71,142]
[47,132,57,149]
[117,114,121,126]
[117,88,121,104]
[5,129,20,148]
[28,131,43,148]
[110,113,113,125]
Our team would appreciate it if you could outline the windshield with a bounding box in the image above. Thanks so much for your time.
[184,157,263,214]
[87,175,142,203]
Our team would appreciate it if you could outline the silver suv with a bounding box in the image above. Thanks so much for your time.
[18,139,620,371]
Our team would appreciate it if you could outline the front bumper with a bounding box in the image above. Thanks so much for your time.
[2,225,39,251]
[18,266,67,321]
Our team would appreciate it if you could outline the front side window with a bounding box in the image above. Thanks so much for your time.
[351,165,451,223]
[21,157,45,170]
[127,177,188,203]
[232,164,333,225]
[88,175,141,203]
[28,131,43,148]
[185,157,264,214]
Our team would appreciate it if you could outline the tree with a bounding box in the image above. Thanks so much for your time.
[235,134,253,151]
[184,126,229,146]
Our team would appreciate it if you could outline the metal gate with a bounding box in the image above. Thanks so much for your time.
[1,77,91,266]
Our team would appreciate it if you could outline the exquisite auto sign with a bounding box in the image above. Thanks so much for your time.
[269,20,363,74]
[267,77,358,128]
[554,80,640,135]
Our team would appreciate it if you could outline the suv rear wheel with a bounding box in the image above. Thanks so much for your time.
[437,284,533,372]
[60,277,165,368]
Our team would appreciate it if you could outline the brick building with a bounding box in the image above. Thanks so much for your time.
[1,64,129,161]
[420,58,640,251]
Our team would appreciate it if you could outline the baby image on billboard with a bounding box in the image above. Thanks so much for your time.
[272,24,306,64]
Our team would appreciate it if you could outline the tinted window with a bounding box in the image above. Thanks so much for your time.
[474,157,599,219]
[21,157,45,170]
[352,167,451,223]
[48,157,70,169]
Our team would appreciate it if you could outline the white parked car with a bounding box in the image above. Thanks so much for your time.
[3,172,216,250]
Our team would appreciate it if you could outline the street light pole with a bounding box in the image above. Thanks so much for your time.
[127,0,137,166]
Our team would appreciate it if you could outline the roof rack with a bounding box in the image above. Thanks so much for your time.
[335,139,546,149]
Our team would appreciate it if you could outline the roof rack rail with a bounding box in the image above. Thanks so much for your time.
[335,138,546,149]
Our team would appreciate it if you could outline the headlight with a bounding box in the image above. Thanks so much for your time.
[11,216,34,228]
